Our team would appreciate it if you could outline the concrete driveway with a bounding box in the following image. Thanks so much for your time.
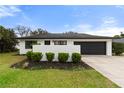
[82,55,124,88]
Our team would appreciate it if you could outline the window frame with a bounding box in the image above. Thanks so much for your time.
[25,41,37,49]
[53,40,67,45]
[44,40,50,45]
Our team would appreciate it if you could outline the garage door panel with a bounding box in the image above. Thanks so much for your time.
[74,42,106,55]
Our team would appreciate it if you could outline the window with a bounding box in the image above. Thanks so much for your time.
[25,41,37,49]
[44,40,50,45]
[53,41,67,45]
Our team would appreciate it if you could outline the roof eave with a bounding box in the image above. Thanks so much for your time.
[16,37,113,39]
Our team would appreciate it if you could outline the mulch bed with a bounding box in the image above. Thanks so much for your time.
[11,60,92,70]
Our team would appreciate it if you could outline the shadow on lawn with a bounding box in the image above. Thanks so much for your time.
[10,60,92,70]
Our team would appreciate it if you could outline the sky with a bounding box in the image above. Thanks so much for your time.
[0,5,124,36]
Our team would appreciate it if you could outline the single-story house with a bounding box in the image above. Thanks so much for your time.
[17,33,113,59]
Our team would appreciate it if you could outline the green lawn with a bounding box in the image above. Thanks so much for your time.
[0,52,118,88]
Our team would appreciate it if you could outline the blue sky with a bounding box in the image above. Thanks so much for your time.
[0,5,124,36]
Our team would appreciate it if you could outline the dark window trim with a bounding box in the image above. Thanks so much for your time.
[25,41,37,49]
[44,40,50,45]
[53,40,67,45]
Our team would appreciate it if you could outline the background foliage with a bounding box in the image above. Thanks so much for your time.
[0,26,18,53]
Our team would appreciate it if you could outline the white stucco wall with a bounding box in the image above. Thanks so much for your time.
[18,39,112,56]
[18,39,42,54]
[18,40,32,54]
[33,45,80,61]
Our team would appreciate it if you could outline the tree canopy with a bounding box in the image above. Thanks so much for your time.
[15,25,32,37]
[30,28,48,36]
[0,26,18,52]
[114,32,124,38]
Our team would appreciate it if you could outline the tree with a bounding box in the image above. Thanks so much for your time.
[15,25,31,37]
[112,42,124,55]
[120,32,124,38]
[113,35,121,38]
[114,32,124,38]
[0,26,18,52]
[30,28,48,36]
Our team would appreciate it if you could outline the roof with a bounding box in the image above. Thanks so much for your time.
[113,38,124,43]
[16,33,113,39]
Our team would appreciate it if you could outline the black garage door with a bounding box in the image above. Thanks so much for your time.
[74,42,106,55]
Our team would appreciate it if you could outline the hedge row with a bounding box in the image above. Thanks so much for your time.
[26,51,81,63]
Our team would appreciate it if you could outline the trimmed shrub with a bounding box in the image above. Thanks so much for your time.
[46,52,55,62]
[31,52,43,62]
[112,42,124,55]
[72,53,81,63]
[58,53,69,62]
[26,51,33,60]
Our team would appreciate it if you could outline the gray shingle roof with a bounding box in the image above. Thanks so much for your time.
[17,33,113,39]
[113,38,124,43]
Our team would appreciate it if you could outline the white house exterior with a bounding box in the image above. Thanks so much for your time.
[17,33,113,61]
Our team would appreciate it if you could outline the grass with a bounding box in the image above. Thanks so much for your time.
[0,52,119,88]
